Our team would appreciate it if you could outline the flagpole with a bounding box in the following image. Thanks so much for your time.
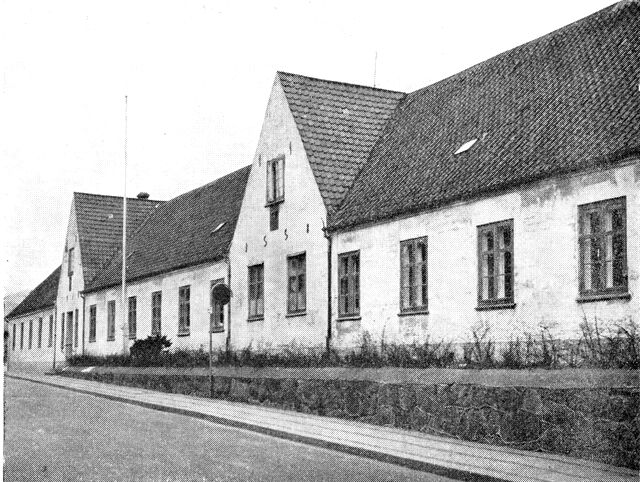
[122,95,129,356]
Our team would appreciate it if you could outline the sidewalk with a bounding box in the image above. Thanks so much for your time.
[8,372,638,482]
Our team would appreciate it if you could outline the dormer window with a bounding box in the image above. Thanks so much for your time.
[266,156,285,204]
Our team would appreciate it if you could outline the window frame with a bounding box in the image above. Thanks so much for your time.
[399,236,429,314]
[74,308,79,348]
[178,285,191,336]
[89,305,97,343]
[28,320,33,349]
[107,300,116,341]
[287,253,307,315]
[578,197,628,301]
[265,156,285,205]
[477,219,515,309]
[151,291,162,336]
[128,296,137,340]
[248,263,265,321]
[48,314,54,347]
[338,250,361,318]
[20,322,24,350]
[60,313,65,349]
[38,317,43,348]
[12,324,16,350]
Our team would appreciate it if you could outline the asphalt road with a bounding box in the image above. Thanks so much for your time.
[4,377,455,481]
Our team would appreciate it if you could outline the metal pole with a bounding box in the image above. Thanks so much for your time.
[209,324,213,397]
[122,95,128,356]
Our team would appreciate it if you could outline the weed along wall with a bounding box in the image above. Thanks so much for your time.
[59,366,639,470]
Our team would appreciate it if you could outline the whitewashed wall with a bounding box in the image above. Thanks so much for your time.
[6,307,56,371]
[55,198,85,361]
[83,261,228,356]
[229,76,329,351]
[332,161,640,348]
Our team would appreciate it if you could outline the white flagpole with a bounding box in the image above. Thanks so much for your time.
[122,95,129,356]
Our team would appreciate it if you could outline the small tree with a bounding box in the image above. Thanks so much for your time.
[130,335,172,365]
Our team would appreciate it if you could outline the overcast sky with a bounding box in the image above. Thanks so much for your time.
[1,0,615,299]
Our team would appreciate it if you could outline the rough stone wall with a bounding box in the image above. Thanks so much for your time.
[62,368,639,470]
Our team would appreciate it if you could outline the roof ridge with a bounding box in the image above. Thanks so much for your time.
[74,191,165,203]
[277,71,405,95]
[163,165,252,205]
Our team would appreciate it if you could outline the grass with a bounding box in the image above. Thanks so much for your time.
[67,317,639,370]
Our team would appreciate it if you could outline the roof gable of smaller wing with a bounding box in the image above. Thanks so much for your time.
[6,266,61,320]
[86,166,251,292]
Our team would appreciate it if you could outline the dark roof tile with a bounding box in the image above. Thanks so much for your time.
[278,72,405,212]
[330,2,640,230]
[85,166,250,292]
[6,266,60,319]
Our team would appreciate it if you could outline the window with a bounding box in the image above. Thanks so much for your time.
[74,309,79,347]
[151,291,162,336]
[12,324,16,350]
[89,305,97,342]
[28,320,33,349]
[68,247,74,291]
[107,301,116,341]
[60,313,65,348]
[48,315,54,347]
[478,219,514,307]
[38,317,43,348]
[578,197,628,298]
[400,237,428,313]
[269,204,279,231]
[266,156,285,204]
[210,280,225,333]
[128,296,137,340]
[20,322,24,350]
[178,286,190,335]
[248,264,264,320]
[338,251,360,317]
[287,253,306,314]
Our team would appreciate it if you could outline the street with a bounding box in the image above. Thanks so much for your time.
[4,378,455,481]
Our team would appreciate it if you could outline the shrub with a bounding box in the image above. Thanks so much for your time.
[130,335,172,364]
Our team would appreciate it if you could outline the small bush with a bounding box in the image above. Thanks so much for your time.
[130,335,172,365]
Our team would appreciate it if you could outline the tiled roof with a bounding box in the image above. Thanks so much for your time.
[74,193,164,285]
[278,72,405,212]
[6,266,61,320]
[85,166,251,292]
[330,2,640,231]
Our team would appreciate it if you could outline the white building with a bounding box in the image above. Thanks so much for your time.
[6,2,639,367]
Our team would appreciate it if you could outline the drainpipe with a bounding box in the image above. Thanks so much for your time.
[226,254,232,357]
[323,225,332,355]
[81,293,86,356]
[52,305,57,371]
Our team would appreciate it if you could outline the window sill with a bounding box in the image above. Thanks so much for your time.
[247,316,264,323]
[177,331,191,337]
[88,339,96,344]
[286,311,307,319]
[337,315,361,322]
[211,326,225,333]
[107,337,115,342]
[128,335,136,340]
[577,292,631,304]
[398,309,429,317]
[475,302,516,311]
[265,199,284,208]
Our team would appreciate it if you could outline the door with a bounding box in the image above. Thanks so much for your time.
[65,311,73,358]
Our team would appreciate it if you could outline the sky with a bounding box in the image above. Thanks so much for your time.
[1,0,616,300]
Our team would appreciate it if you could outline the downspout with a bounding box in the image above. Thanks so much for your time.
[81,292,86,356]
[52,305,57,371]
[323,225,332,355]
[226,254,232,357]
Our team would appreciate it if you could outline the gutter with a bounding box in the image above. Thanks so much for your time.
[81,293,86,356]
[323,225,332,355]
[226,254,232,355]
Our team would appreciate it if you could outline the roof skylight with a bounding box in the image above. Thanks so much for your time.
[454,138,478,155]
[211,222,226,235]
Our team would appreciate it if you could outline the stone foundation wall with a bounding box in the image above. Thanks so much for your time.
[59,367,639,470]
